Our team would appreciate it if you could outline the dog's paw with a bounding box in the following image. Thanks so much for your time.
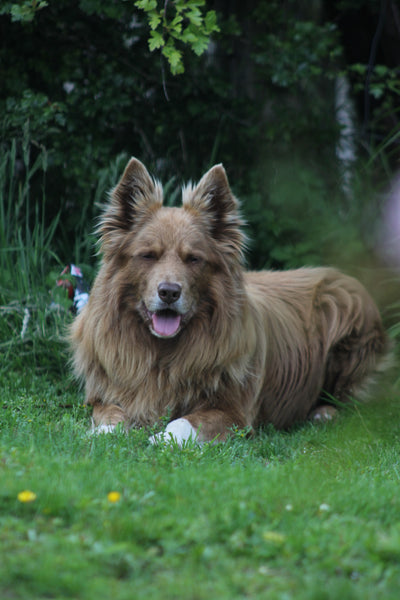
[310,405,338,422]
[89,423,117,435]
[149,417,199,447]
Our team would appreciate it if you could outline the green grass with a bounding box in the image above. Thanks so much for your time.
[1,367,400,599]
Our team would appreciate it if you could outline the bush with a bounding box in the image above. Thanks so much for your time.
[0,0,347,265]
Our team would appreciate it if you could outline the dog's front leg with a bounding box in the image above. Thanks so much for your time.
[149,409,246,446]
[90,401,128,434]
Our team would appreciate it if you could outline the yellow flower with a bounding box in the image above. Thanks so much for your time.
[107,491,121,503]
[17,490,37,503]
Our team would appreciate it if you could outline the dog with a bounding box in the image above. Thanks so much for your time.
[70,157,389,445]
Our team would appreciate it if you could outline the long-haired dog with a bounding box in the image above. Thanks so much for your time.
[70,158,389,444]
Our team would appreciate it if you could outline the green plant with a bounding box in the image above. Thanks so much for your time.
[0,0,48,22]
[0,130,70,374]
[0,132,58,297]
[0,0,348,267]
[135,0,220,75]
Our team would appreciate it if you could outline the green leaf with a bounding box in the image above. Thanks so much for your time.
[370,85,384,100]
[170,14,183,33]
[375,64,389,77]
[187,8,202,28]
[162,44,184,75]
[134,0,157,11]
[180,27,197,45]
[204,10,219,34]
[10,1,48,23]
[148,30,164,51]
[191,35,209,56]
[148,10,161,30]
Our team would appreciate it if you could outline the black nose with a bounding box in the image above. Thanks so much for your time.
[158,282,182,305]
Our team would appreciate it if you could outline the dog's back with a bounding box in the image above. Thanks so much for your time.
[245,267,388,428]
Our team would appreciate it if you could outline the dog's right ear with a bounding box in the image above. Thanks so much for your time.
[99,158,163,256]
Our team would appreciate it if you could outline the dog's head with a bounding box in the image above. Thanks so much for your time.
[99,158,246,339]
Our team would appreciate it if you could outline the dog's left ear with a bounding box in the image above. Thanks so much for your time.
[183,164,246,260]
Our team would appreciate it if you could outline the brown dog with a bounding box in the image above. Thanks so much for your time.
[70,158,389,444]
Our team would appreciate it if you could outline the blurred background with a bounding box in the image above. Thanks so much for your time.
[1,0,399,371]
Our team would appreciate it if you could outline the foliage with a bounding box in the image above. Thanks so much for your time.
[1,0,219,75]
[349,63,400,101]
[0,134,71,374]
[347,62,400,169]
[0,131,55,298]
[0,0,349,266]
[134,0,220,75]
[0,0,48,23]
[3,90,66,144]
[254,20,341,89]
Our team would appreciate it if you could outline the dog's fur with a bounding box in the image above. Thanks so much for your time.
[70,158,389,443]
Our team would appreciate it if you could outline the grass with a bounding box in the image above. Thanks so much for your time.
[1,366,400,599]
[0,137,79,377]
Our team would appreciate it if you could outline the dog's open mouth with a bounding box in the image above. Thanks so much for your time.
[150,309,182,338]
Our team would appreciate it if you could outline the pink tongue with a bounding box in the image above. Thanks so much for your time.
[152,312,181,337]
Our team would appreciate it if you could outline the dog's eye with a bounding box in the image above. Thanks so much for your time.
[185,254,202,265]
[140,251,158,261]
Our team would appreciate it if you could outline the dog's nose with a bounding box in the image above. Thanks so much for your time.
[158,282,182,305]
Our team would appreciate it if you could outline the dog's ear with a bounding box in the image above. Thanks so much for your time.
[183,164,246,260]
[99,158,163,255]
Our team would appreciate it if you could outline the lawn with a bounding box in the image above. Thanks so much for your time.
[1,367,400,599]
